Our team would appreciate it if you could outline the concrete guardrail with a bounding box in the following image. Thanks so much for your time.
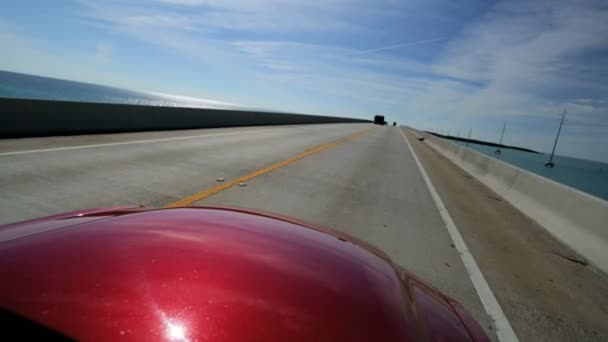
[409,127,608,275]
[0,98,370,137]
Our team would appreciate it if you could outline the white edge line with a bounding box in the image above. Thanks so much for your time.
[0,127,293,156]
[399,128,519,342]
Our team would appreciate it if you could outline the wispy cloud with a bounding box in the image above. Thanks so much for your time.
[69,0,608,128]
[94,42,113,64]
[0,23,129,87]
[401,0,608,155]
[353,37,448,56]
[77,0,370,32]
[3,0,607,160]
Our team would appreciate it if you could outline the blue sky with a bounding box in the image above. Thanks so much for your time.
[1,0,607,162]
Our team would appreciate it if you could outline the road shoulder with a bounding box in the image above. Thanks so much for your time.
[405,129,608,341]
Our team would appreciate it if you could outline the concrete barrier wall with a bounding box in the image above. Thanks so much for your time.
[411,128,608,274]
[0,98,370,137]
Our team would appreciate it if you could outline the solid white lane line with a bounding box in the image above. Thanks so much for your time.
[399,128,519,342]
[0,127,292,156]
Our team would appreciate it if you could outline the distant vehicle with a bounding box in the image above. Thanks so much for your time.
[374,115,387,125]
[0,206,489,341]
[393,122,397,126]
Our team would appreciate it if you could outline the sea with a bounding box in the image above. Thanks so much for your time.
[1,70,607,201]
[0,70,242,110]
[452,140,608,201]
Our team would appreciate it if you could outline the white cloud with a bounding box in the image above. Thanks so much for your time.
[401,0,608,158]
[94,42,113,64]
[0,22,72,78]
[230,39,436,105]
[7,0,607,160]
[157,0,207,5]
[352,37,448,56]
[78,0,370,32]
[421,0,608,111]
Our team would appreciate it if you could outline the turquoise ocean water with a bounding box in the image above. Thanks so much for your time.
[452,139,607,201]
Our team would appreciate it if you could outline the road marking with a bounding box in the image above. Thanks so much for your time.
[0,127,297,156]
[166,127,373,207]
[399,128,519,342]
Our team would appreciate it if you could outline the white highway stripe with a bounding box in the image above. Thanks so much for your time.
[0,127,289,156]
[399,128,519,342]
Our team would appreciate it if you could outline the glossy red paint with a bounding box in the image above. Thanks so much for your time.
[0,206,489,341]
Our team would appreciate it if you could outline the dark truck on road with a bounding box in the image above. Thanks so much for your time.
[374,115,387,125]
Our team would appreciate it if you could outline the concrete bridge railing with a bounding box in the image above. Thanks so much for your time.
[409,128,608,275]
[0,98,370,137]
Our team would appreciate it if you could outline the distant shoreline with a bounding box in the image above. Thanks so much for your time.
[425,131,540,154]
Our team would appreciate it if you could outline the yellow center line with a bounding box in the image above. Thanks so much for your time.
[165,126,374,208]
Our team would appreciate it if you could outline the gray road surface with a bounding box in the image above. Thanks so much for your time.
[2,123,607,341]
[0,124,366,224]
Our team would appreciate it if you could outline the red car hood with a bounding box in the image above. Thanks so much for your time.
[0,206,488,341]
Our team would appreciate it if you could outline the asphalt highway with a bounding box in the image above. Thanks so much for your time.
[1,123,607,341]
